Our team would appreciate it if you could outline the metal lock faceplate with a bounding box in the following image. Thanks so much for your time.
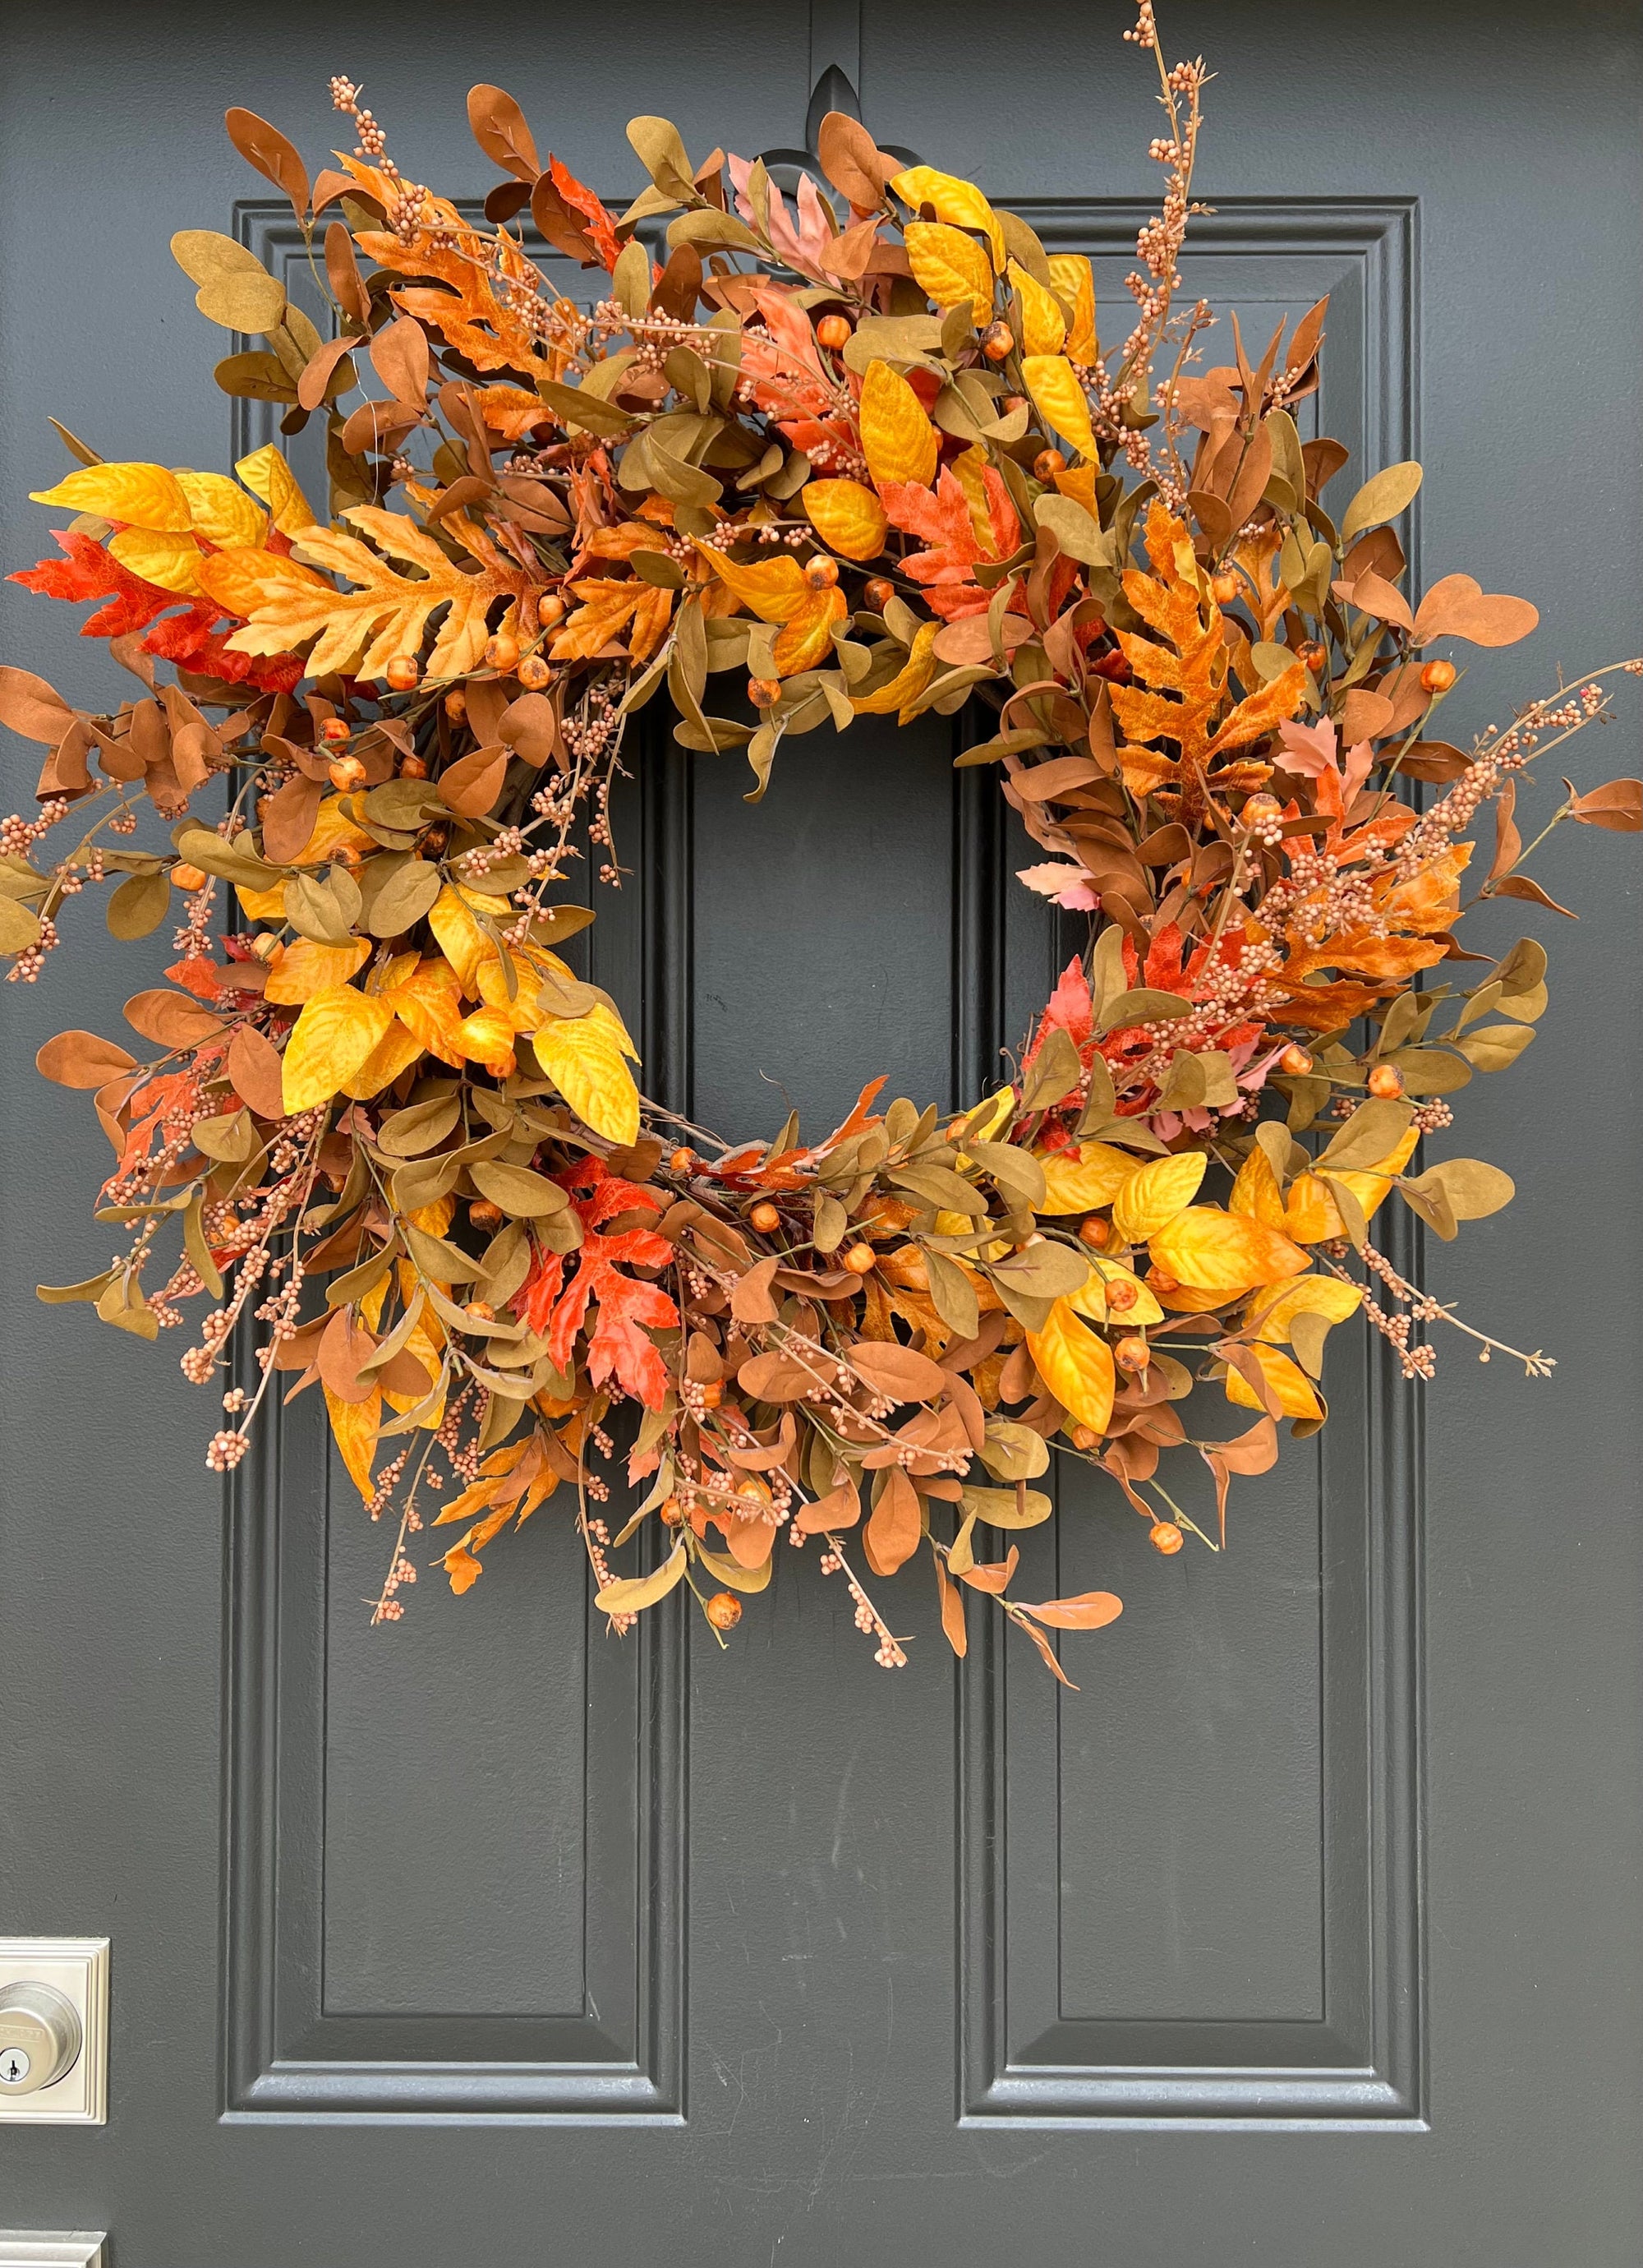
[0,1940,108,2125]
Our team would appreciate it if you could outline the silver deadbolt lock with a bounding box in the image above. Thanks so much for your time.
[0,1981,83,2095]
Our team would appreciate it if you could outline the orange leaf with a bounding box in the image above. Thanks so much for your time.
[1018,1589,1123,1630]
[863,1464,922,1574]
[324,1384,383,1505]
[264,936,370,1005]
[548,576,674,662]
[1223,1343,1323,1421]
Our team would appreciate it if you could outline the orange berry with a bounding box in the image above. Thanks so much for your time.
[698,1380,724,1410]
[1079,1217,1111,1248]
[749,1199,781,1233]
[1421,658,1457,694]
[463,1299,496,1324]
[484,633,520,672]
[328,754,367,792]
[469,1199,504,1232]
[537,595,567,629]
[1242,791,1282,827]
[1106,1278,1139,1312]
[804,554,840,588]
[1299,640,1328,675]
[1033,446,1066,482]
[320,717,352,746]
[842,1242,877,1275]
[669,1146,696,1173]
[399,754,429,779]
[1001,394,1027,415]
[1114,1334,1149,1370]
[863,577,895,612]
[1210,569,1240,606]
[816,313,852,349]
[1280,1043,1314,1076]
[332,844,362,869]
[981,321,1015,362]
[1148,1270,1180,1296]
[748,676,781,708]
[517,652,551,691]
[660,1494,683,1528]
[384,655,420,690]
[1069,1422,1101,1450]
[444,689,468,722]
[1367,1063,1404,1099]
[1149,1519,1185,1556]
[250,933,280,961]
[705,1590,743,1631]
[734,1474,771,1508]
[170,861,208,892]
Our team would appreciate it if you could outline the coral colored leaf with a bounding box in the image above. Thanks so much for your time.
[1026,1298,1116,1436]
[30,461,192,532]
[1037,1140,1134,1215]
[801,478,889,562]
[531,1003,641,1145]
[858,360,939,491]
[905,222,995,325]
[1018,1589,1123,1630]
[282,984,394,1112]
[1021,355,1097,461]
[1148,1206,1310,1296]
[1110,1150,1207,1242]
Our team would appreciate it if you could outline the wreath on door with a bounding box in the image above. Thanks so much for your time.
[2,5,1636,1680]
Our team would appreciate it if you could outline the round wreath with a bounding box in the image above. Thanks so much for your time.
[3,5,1638,1680]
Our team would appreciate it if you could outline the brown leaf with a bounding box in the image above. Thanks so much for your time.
[227,1023,287,1118]
[370,315,430,409]
[934,1554,968,1657]
[261,772,322,862]
[466,84,541,181]
[1337,689,1394,745]
[317,1308,380,1404]
[122,989,228,1049]
[738,1348,817,1400]
[1568,777,1643,832]
[849,1340,950,1403]
[0,666,77,744]
[729,1256,780,1324]
[796,1477,861,1533]
[1017,1589,1123,1630]
[35,1030,139,1089]
[324,222,372,325]
[1412,573,1538,648]
[957,1545,1019,1594]
[863,1464,922,1575]
[1492,874,1577,918]
[297,333,358,413]
[1487,777,1521,884]
[224,108,311,215]
[816,111,900,209]
[437,744,509,817]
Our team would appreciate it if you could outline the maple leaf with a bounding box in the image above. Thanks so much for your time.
[736,288,862,470]
[1109,502,1310,823]
[199,505,533,680]
[550,575,674,664]
[513,1160,678,1408]
[8,532,301,691]
[878,465,1019,620]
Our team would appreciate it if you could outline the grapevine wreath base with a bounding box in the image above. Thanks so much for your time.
[2,3,1639,1680]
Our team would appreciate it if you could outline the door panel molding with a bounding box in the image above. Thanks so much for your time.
[960,194,1426,2129]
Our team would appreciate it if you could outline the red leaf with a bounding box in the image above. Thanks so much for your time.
[511,1159,679,1408]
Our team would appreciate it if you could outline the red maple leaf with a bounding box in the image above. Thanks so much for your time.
[877,467,1021,620]
[513,1159,679,1408]
[8,531,303,693]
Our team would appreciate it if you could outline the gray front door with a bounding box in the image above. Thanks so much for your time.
[2,2,1640,2261]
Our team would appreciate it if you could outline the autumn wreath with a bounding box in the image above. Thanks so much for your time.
[2,4,1638,1680]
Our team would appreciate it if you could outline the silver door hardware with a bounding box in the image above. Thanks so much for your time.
[0,1940,108,2125]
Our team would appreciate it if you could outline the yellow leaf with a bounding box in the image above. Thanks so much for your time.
[1008,260,1066,357]
[1069,1263,1163,1327]
[1047,254,1098,362]
[596,1540,688,1616]
[384,953,467,1066]
[340,1016,426,1099]
[1148,1206,1310,1296]
[531,1002,641,1146]
[1229,1144,1287,1225]
[1247,1274,1364,1345]
[697,544,814,624]
[426,883,509,993]
[456,1004,521,1076]
[30,460,192,532]
[858,360,939,491]
[236,880,288,924]
[1224,1343,1323,1421]
[324,1385,383,1505]
[1284,1129,1420,1242]
[889,166,1006,267]
[801,479,890,562]
[1052,463,1100,515]
[283,984,394,1111]
[1021,354,1098,461]
[1027,1298,1116,1436]
[906,222,995,325]
[176,470,268,550]
[950,445,1001,553]
[1110,1150,1206,1242]
[852,619,940,718]
[107,528,201,594]
[264,936,370,1005]
[235,443,315,533]
[772,585,847,676]
[1037,1140,1135,1215]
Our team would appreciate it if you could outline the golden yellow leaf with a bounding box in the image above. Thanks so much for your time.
[1008,260,1065,357]
[236,880,288,924]
[457,1004,520,1076]
[1038,1140,1135,1214]
[176,470,268,550]
[889,166,1006,267]
[291,795,375,869]
[697,545,815,624]
[1284,1128,1420,1242]
[1021,354,1098,461]
[1148,1206,1310,1296]
[1229,1144,1286,1224]
[858,360,939,491]
[426,883,509,992]
[1047,254,1098,362]
[1027,1298,1116,1436]
[107,528,201,594]
[1110,1150,1206,1242]
[1069,1264,1163,1327]
[772,585,847,675]
[906,222,995,325]
[801,479,890,562]
[382,954,467,1067]
[852,619,940,718]
[283,984,395,1112]
[1224,1343,1323,1421]
[325,1384,383,1505]
[264,936,370,1004]
[340,1016,426,1099]
[234,443,316,533]
[531,1002,641,1146]
[1247,1274,1364,1345]
[30,460,192,532]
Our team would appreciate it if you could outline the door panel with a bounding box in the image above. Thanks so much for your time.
[2,2,1641,2262]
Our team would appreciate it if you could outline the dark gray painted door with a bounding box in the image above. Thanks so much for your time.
[2,2,1641,2261]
